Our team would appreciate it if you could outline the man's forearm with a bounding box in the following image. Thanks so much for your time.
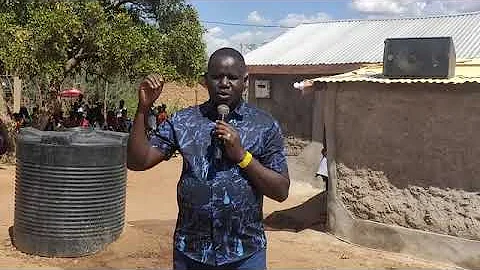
[242,158,290,202]
[127,107,150,170]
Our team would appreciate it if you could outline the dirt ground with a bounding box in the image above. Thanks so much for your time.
[0,157,461,269]
[156,83,209,111]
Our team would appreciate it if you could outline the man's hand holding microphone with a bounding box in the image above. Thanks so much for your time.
[214,106,246,164]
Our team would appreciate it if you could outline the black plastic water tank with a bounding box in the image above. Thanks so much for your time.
[14,127,129,257]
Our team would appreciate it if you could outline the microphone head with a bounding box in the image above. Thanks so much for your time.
[217,104,230,117]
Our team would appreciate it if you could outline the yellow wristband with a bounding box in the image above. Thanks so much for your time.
[238,151,253,169]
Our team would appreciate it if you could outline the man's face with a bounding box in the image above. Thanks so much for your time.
[206,55,247,109]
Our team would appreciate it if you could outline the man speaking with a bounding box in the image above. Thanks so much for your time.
[127,47,290,270]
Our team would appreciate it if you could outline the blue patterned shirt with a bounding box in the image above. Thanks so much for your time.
[149,101,288,266]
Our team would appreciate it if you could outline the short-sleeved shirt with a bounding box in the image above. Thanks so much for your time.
[149,101,288,266]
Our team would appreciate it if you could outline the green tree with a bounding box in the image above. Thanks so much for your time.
[0,0,206,109]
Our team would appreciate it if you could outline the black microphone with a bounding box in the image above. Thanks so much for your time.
[217,104,229,122]
[215,104,230,160]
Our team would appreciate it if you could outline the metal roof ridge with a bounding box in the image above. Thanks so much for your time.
[298,11,480,26]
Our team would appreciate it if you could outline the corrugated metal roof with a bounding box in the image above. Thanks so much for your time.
[307,59,480,84]
[245,12,480,66]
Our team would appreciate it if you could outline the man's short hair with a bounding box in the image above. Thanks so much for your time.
[208,47,246,73]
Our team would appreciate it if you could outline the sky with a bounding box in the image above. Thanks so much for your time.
[187,0,480,55]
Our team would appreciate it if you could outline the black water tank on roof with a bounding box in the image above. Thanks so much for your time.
[383,37,456,78]
[14,127,129,257]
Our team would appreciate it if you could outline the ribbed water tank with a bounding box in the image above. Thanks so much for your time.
[14,127,129,257]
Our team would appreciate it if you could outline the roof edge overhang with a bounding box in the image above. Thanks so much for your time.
[293,59,480,88]
[246,63,365,75]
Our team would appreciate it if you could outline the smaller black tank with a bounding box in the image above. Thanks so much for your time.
[14,127,128,257]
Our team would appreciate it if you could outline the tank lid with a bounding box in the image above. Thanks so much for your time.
[18,127,129,146]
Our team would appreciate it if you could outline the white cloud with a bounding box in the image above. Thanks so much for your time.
[206,26,223,36]
[351,0,480,17]
[420,1,480,14]
[204,26,281,55]
[205,11,284,55]
[230,29,283,53]
[279,12,331,27]
[350,0,410,15]
[247,11,270,25]
[230,31,263,43]
[204,27,231,56]
[204,11,334,55]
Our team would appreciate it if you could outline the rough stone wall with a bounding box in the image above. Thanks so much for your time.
[337,163,480,240]
[335,82,480,191]
[333,82,480,240]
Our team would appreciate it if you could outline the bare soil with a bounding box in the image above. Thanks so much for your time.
[0,158,460,269]
[156,83,209,110]
[284,135,310,156]
[337,163,480,241]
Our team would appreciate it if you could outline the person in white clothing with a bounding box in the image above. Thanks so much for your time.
[316,147,328,188]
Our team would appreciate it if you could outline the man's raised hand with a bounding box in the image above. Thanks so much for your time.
[138,74,164,111]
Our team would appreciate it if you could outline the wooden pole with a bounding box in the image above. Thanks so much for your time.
[0,78,7,118]
[104,81,108,124]
[194,87,198,105]
[13,76,21,113]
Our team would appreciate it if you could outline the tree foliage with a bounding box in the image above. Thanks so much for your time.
[0,0,207,97]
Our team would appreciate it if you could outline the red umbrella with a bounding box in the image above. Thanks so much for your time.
[59,88,83,98]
